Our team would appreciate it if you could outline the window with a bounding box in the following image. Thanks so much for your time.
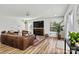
[50,21,54,31]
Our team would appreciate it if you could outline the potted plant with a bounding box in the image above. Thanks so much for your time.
[76,33,79,42]
[52,20,64,39]
[69,32,79,46]
[75,33,79,47]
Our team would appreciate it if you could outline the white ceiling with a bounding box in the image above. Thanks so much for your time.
[0,4,68,18]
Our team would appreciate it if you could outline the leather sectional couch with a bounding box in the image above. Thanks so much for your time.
[1,33,35,50]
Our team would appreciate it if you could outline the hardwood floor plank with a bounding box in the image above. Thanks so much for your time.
[0,37,69,54]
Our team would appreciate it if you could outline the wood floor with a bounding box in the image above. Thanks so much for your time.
[0,37,69,54]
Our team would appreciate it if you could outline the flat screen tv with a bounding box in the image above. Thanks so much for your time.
[33,21,44,28]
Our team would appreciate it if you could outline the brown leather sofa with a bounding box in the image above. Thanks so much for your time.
[1,34,35,50]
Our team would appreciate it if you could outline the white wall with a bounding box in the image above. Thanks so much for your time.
[0,16,25,34]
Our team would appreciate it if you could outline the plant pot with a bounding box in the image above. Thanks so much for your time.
[57,34,61,40]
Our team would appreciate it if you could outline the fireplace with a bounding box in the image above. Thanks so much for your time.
[33,21,44,36]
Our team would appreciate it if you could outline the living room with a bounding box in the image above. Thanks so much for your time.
[0,4,79,54]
